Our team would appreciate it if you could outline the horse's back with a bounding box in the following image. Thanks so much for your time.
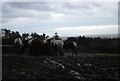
[14,38,23,45]
[28,39,34,45]
[54,40,64,48]
[64,40,77,49]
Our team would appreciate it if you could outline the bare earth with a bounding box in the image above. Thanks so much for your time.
[2,53,119,80]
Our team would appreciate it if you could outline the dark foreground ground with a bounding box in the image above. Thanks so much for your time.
[2,53,120,80]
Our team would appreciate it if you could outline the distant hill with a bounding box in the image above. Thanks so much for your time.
[85,34,118,38]
[61,34,119,40]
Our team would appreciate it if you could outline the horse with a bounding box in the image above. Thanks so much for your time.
[46,38,64,56]
[63,40,77,55]
[28,37,48,56]
[28,38,34,55]
[14,37,24,55]
[46,38,55,56]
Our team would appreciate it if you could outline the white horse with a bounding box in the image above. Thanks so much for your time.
[14,38,24,55]
[47,38,64,56]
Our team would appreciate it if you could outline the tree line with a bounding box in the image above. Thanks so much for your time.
[1,28,120,54]
[67,36,120,53]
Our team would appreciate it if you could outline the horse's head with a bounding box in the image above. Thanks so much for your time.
[72,41,77,47]
[37,37,48,45]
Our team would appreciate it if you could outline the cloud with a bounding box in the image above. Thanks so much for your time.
[1,0,119,2]
[62,2,117,17]
[1,2,118,36]
[2,2,35,23]
[62,2,93,10]
[2,2,54,23]
[55,25,118,36]
[2,2,117,23]
[7,2,53,11]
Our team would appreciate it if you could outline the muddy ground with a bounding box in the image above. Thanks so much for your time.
[2,53,120,80]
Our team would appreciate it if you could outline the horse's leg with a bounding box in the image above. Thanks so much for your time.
[20,46,24,55]
[74,49,77,55]
[36,49,39,56]
[55,48,58,56]
[18,47,21,55]
[58,48,64,56]
[16,46,20,55]
[72,47,77,56]
[32,47,35,55]
[51,47,54,56]
[22,47,25,53]
[53,46,57,56]
[29,48,31,55]
[57,48,61,56]
[29,47,32,55]
[74,47,77,55]
[17,49,19,55]
[20,45,24,55]
[54,49,57,56]
[57,50,59,56]
[59,49,64,56]
[71,48,73,56]
[15,46,18,55]
[34,48,38,56]
[72,48,75,56]
[60,51,64,56]
[52,47,55,56]
[38,48,40,56]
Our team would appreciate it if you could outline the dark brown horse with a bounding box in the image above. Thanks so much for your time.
[28,37,47,56]
[63,40,77,55]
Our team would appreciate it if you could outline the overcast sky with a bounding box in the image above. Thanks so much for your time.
[1,1,118,37]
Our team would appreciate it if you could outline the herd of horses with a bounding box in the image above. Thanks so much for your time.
[14,36,77,56]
